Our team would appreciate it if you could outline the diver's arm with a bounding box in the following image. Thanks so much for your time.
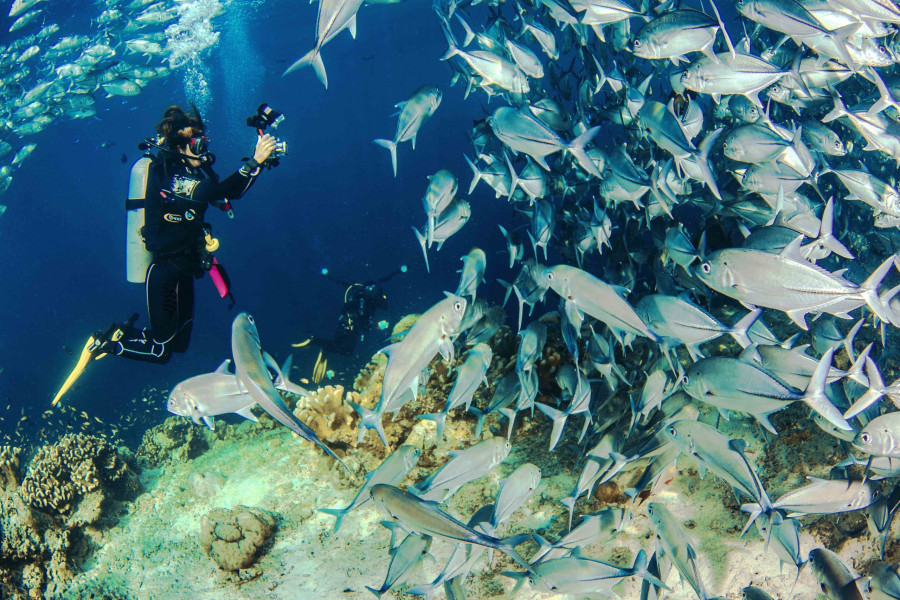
[202,134,278,204]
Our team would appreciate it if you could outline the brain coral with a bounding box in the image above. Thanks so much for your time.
[198,506,277,573]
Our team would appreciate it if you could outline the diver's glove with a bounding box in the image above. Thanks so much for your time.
[240,158,261,177]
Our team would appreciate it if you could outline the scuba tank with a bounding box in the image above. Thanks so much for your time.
[126,155,153,283]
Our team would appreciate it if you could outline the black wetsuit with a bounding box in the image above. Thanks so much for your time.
[112,153,260,363]
[318,283,389,356]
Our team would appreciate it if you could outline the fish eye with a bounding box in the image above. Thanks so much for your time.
[633,39,642,48]
[861,433,871,443]
[247,315,255,323]
[700,263,711,274]
[683,375,690,385]
[879,45,888,54]
[647,505,654,515]
[667,426,677,436]
[455,301,463,310]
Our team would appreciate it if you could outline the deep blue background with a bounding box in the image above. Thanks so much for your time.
[0,0,515,444]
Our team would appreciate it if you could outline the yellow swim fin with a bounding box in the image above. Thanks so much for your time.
[312,351,327,384]
[52,314,138,407]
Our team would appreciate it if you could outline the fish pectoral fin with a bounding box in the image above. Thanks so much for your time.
[202,416,215,430]
[235,406,258,422]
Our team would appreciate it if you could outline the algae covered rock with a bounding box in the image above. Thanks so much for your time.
[198,505,277,573]
[136,417,213,468]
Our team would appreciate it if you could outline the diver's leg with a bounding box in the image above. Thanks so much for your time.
[169,270,194,354]
[111,261,179,363]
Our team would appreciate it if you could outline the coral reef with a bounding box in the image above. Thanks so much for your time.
[198,506,277,578]
[390,314,419,338]
[0,445,21,490]
[136,416,215,468]
[20,433,139,515]
[293,385,359,446]
[0,435,141,600]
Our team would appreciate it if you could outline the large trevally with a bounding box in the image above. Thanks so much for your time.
[542,264,658,341]
[351,293,467,445]
[320,444,421,533]
[231,313,349,471]
[369,484,533,572]
[682,347,849,434]
[419,342,492,439]
[489,106,601,177]
[422,169,457,248]
[167,355,309,430]
[695,238,897,328]
[375,85,443,177]
[282,0,365,87]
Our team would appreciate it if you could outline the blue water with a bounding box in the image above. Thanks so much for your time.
[0,0,512,446]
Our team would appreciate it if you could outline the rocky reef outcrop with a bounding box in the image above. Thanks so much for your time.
[198,505,278,583]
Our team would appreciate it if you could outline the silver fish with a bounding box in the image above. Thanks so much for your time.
[231,313,348,470]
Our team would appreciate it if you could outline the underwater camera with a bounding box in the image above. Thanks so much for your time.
[246,103,287,167]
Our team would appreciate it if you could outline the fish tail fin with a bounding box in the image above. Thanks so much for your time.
[867,66,900,116]
[499,534,535,574]
[845,351,885,418]
[815,197,854,259]
[512,283,525,332]
[412,227,431,273]
[708,0,735,60]
[567,126,602,178]
[454,12,475,47]
[560,496,576,530]
[283,48,327,88]
[318,507,347,533]
[349,400,388,446]
[696,127,724,200]
[503,153,519,202]
[374,138,398,177]
[465,154,482,194]
[530,534,552,564]
[632,548,669,590]
[729,307,761,348]
[417,411,447,439]
[468,405,487,438]
[822,89,848,123]
[802,347,852,431]
[535,401,568,451]
[860,255,898,323]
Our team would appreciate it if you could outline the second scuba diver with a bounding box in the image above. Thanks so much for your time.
[53,104,278,405]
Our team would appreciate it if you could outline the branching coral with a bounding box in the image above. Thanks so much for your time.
[293,385,361,446]
[20,433,137,514]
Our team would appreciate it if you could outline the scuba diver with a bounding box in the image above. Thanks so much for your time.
[300,266,406,371]
[52,104,279,406]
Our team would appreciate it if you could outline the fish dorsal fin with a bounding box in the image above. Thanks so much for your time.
[202,416,215,430]
[215,359,232,374]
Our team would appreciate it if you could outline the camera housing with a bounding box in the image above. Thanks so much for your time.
[246,103,287,167]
